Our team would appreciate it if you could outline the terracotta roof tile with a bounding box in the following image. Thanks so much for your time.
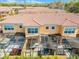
[0,14,39,26]
[0,7,79,26]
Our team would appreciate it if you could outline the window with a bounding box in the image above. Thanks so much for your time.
[64,27,75,34]
[19,25,22,28]
[46,26,49,29]
[41,36,48,43]
[28,27,38,34]
[51,26,55,29]
[4,25,14,30]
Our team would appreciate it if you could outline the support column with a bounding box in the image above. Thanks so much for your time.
[60,36,63,45]
[21,37,28,56]
[39,34,41,43]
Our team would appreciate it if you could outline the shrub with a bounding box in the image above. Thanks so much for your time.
[2,54,9,59]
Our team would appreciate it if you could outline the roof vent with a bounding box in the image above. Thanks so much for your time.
[65,18,68,20]
[76,14,79,16]
[55,11,58,13]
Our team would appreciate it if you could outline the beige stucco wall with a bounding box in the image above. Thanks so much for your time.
[0,23,79,38]
[39,25,62,35]
[2,24,25,34]
[24,25,62,37]
[61,26,78,37]
[25,26,40,37]
[76,28,79,34]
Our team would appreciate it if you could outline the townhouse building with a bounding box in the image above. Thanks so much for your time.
[0,12,79,56]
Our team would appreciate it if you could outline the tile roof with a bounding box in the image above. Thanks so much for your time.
[0,7,11,12]
[31,13,65,25]
[1,13,79,26]
[19,7,66,14]
[0,7,79,27]
[0,6,23,12]
[62,13,79,26]
[0,14,39,26]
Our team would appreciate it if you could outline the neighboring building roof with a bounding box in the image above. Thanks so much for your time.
[0,7,79,27]
[18,7,66,14]
[0,6,24,12]
[0,7,12,12]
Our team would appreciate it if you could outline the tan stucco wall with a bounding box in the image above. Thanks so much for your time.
[25,26,39,37]
[24,25,62,37]
[2,24,25,34]
[61,27,78,37]
[76,28,79,34]
[0,23,79,38]
[39,25,62,35]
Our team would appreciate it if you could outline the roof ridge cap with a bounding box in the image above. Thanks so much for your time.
[32,19,41,26]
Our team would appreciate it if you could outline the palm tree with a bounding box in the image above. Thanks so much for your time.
[69,0,78,3]
[24,0,26,8]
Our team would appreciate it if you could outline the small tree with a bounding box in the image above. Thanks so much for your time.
[65,2,79,13]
